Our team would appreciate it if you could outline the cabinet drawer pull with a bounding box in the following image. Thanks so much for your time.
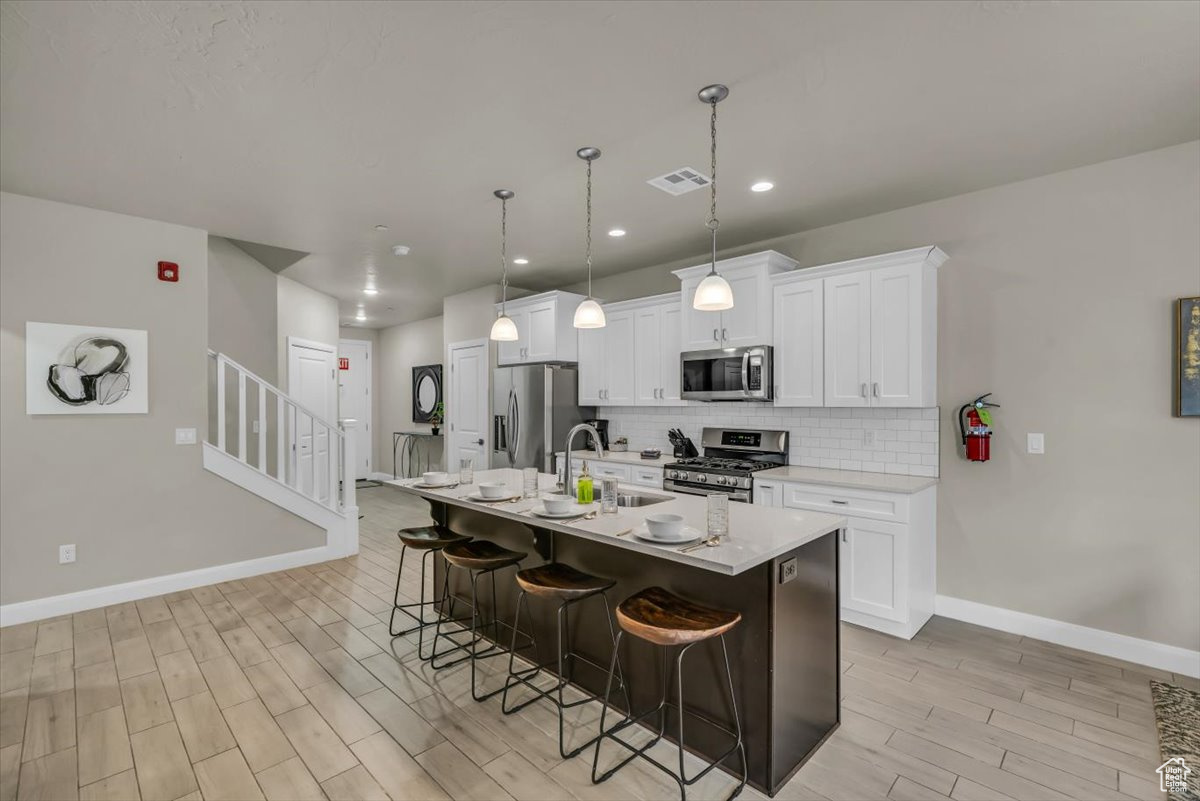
[831,499,849,505]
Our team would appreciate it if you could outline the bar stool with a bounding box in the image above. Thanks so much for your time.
[389,526,471,660]
[501,562,631,758]
[592,586,746,801]
[430,539,528,701]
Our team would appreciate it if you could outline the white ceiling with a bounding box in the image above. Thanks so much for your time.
[2,1,1197,327]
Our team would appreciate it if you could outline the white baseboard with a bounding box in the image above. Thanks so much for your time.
[934,594,1200,679]
[369,472,394,482]
[0,545,341,627]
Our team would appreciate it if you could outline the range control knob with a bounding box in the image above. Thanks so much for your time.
[714,475,727,485]
[695,474,707,483]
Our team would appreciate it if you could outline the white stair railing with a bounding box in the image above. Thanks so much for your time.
[207,350,356,515]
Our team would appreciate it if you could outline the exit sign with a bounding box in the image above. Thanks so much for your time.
[338,357,349,370]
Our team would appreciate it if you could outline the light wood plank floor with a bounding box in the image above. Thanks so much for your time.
[1,485,1190,801]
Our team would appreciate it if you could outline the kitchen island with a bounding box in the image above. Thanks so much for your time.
[385,468,845,796]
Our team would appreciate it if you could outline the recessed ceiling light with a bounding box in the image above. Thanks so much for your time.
[374,224,388,231]
[512,257,529,265]
[392,244,410,257]
[355,313,366,321]
[750,181,774,193]
[363,287,378,295]
[608,228,626,237]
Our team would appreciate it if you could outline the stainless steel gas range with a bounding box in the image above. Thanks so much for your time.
[663,427,788,503]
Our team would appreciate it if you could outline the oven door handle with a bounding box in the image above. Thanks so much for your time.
[664,482,751,503]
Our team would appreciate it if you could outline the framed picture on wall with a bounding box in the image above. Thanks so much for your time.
[412,364,443,423]
[26,321,149,414]
[1177,297,1200,417]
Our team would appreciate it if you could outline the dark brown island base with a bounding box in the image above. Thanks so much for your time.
[389,468,845,797]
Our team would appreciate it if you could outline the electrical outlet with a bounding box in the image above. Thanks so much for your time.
[175,427,197,445]
[1027,433,1045,454]
[779,557,798,585]
[863,429,876,446]
[252,420,260,434]
[59,544,76,564]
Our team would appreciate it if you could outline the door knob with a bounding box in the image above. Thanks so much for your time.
[476,438,484,445]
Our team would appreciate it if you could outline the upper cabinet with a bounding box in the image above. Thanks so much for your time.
[674,252,798,350]
[578,294,682,407]
[495,291,587,365]
[772,246,946,409]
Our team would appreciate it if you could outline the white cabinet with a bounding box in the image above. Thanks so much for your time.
[579,294,681,407]
[674,252,797,350]
[775,478,936,639]
[770,246,944,409]
[772,277,824,406]
[495,291,587,366]
[629,465,664,489]
[562,455,663,489]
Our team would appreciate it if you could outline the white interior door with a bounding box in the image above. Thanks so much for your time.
[337,339,372,479]
[287,338,337,501]
[448,339,489,473]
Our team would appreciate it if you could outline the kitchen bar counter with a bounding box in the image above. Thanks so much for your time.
[385,468,843,796]
[757,464,938,493]
[385,468,844,576]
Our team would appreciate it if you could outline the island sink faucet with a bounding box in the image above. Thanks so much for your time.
[562,423,605,496]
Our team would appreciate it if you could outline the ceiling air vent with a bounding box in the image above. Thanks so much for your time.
[647,167,711,196]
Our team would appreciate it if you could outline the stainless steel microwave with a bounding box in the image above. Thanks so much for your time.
[680,346,773,401]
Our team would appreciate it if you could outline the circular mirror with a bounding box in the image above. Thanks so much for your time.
[416,374,437,415]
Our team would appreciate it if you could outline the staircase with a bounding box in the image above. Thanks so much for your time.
[206,351,359,557]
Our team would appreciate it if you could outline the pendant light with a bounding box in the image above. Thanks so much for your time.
[489,189,519,341]
[573,147,606,329]
[693,84,734,312]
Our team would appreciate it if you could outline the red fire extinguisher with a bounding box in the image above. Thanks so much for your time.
[958,393,999,462]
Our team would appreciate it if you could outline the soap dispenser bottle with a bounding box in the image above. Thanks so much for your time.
[576,460,594,504]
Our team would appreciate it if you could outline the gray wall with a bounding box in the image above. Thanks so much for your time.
[377,316,445,477]
[582,142,1200,651]
[0,192,324,606]
[277,274,340,392]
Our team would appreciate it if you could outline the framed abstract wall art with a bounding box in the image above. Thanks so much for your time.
[1177,297,1200,417]
[26,321,149,414]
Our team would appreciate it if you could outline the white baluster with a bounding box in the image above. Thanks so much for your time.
[237,371,247,461]
[216,358,226,452]
[257,384,266,472]
[276,394,285,482]
[341,420,357,514]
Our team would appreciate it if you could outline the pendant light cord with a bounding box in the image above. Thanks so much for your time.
[707,95,720,273]
[500,195,508,313]
[585,156,593,299]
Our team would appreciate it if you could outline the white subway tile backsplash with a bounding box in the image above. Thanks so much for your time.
[600,403,939,478]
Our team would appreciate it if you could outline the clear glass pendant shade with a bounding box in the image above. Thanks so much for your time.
[490,314,519,341]
[573,298,606,328]
[694,272,734,311]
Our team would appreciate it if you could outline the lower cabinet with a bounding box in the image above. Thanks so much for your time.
[756,478,935,639]
[564,457,664,489]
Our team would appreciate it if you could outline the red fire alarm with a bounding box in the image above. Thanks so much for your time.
[157,261,179,282]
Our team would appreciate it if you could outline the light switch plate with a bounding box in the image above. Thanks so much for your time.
[175,427,197,445]
[1027,433,1045,454]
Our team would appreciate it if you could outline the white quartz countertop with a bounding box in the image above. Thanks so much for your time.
[558,450,674,467]
[755,465,938,493]
[385,468,844,576]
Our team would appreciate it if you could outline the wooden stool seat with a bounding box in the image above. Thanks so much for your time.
[397,525,469,550]
[515,562,616,600]
[615,586,741,646]
[442,540,526,571]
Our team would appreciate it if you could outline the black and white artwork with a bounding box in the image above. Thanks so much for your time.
[26,322,148,414]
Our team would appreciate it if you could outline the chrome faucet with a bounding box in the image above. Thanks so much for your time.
[562,423,605,496]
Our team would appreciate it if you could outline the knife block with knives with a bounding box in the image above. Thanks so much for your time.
[667,428,699,459]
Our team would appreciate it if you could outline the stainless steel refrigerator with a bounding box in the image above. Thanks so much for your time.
[491,363,593,472]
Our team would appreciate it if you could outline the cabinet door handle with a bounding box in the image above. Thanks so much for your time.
[872,382,880,398]
[860,382,868,398]
[713,328,719,342]
[722,327,728,341]
[842,529,848,542]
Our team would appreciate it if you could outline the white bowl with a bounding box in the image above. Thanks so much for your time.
[477,482,509,499]
[542,494,574,514]
[645,514,684,538]
[422,471,449,486]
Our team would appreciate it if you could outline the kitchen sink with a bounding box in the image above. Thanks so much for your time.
[616,492,673,508]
